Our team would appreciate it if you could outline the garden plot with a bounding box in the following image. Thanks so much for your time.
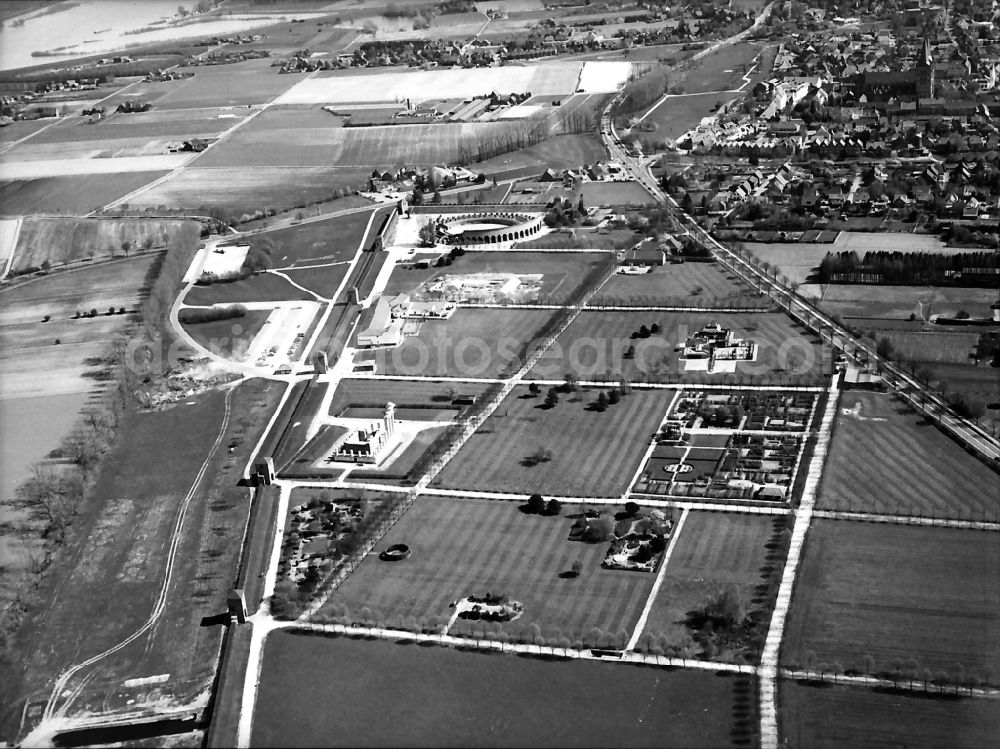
[276,61,585,104]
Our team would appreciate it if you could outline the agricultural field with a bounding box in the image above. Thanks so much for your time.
[372,307,559,379]
[10,217,195,274]
[0,154,189,180]
[746,232,954,287]
[529,310,828,383]
[253,632,749,748]
[637,511,787,660]
[6,379,283,736]
[275,61,600,105]
[126,166,373,215]
[22,108,247,145]
[0,172,168,215]
[818,391,1000,519]
[381,250,614,304]
[641,91,739,140]
[781,520,1000,682]
[869,329,980,365]
[779,681,1000,749]
[579,180,657,207]
[0,254,161,401]
[470,133,606,179]
[433,385,670,497]
[184,273,316,306]
[316,495,657,643]
[147,58,304,109]
[593,261,764,307]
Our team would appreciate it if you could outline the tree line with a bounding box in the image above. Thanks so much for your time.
[816,250,1000,287]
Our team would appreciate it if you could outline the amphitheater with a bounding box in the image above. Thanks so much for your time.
[440,212,545,245]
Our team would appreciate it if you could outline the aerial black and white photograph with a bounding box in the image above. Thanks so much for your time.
[0,0,998,747]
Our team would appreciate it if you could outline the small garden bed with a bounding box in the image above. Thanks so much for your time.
[454,593,524,623]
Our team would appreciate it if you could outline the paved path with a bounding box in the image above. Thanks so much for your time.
[758,376,839,749]
[811,509,1000,532]
[625,508,689,651]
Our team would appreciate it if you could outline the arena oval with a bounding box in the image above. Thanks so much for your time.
[441,212,544,244]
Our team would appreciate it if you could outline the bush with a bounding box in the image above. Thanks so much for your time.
[544,498,562,516]
[178,304,248,325]
[526,493,546,514]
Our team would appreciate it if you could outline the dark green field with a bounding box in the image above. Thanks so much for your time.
[184,273,315,305]
[782,521,1000,682]
[253,631,752,748]
[779,680,1000,749]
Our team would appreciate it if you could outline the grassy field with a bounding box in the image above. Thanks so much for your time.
[149,58,302,109]
[4,379,284,737]
[593,262,762,307]
[253,631,750,748]
[381,250,613,304]
[579,181,657,207]
[11,217,195,274]
[779,680,999,749]
[184,273,316,305]
[180,308,272,360]
[0,172,168,215]
[433,385,669,497]
[638,512,783,660]
[781,520,1000,682]
[806,284,1000,322]
[233,207,380,270]
[872,330,980,365]
[316,495,657,642]
[126,166,373,214]
[641,91,737,140]
[473,134,606,179]
[372,307,558,379]
[327,378,495,416]
[818,392,1000,519]
[529,310,827,383]
[679,42,762,94]
[280,264,351,299]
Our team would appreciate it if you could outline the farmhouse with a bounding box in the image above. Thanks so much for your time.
[679,322,756,373]
[388,292,456,320]
[333,403,397,464]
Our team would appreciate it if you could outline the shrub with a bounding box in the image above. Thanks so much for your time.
[526,493,546,514]
[179,304,248,325]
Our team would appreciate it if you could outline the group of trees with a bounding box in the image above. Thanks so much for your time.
[817,250,1000,287]
[543,195,587,228]
[178,304,247,325]
[524,493,562,516]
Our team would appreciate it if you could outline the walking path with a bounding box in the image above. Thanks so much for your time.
[758,375,839,749]
[625,508,689,651]
[811,509,1000,532]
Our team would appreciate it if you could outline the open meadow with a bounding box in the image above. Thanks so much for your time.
[253,631,749,748]
[641,91,739,139]
[0,172,168,215]
[316,495,656,643]
[781,520,1000,682]
[579,181,656,207]
[372,307,559,379]
[529,310,828,383]
[637,511,786,661]
[433,385,670,497]
[4,379,284,736]
[184,272,316,306]
[145,58,303,109]
[466,133,605,179]
[593,261,764,307]
[779,680,1000,749]
[818,391,1000,519]
[240,207,379,268]
[805,283,999,322]
[126,166,372,215]
[677,42,761,94]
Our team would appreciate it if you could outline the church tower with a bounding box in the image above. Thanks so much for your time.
[917,35,935,98]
